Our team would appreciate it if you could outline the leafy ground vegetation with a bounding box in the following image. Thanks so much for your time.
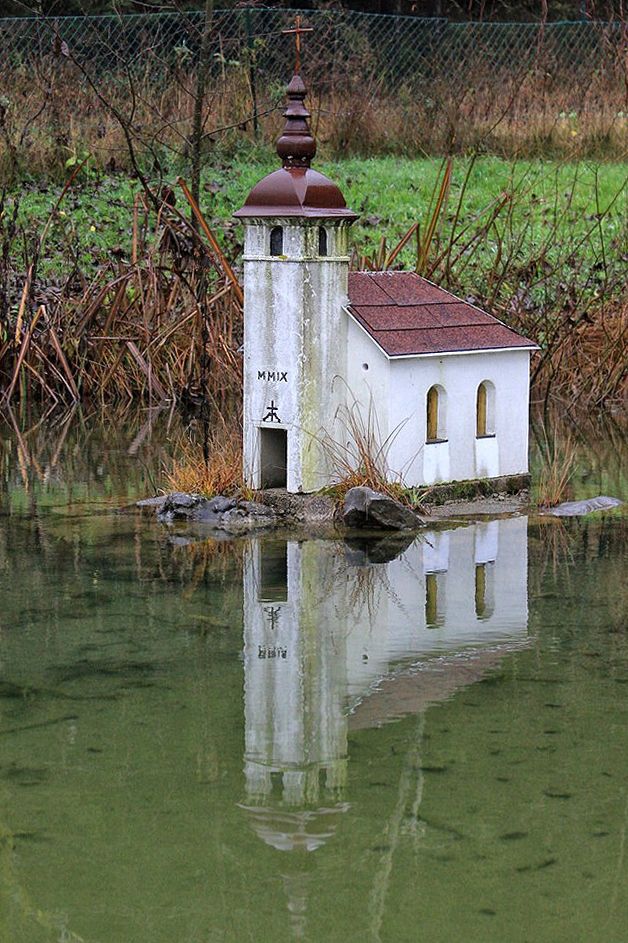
[1,154,625,412]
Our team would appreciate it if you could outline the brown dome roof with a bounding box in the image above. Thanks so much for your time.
[234,73,357,221]
[234,166,357,220]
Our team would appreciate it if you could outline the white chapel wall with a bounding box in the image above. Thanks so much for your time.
[385,348,532,486]
[344,316,391,461]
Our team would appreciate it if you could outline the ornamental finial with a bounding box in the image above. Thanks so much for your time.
[276,17,316,168]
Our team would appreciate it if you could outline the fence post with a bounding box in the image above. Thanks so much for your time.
[245,8,259,140]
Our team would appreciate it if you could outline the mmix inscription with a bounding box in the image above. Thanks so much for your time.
[258,645,288,660]
[258,370,288,382]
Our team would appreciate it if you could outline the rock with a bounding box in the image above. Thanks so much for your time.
[344,533,415,565]
[542,495,623,517]
[367,492,422,530]
[205,495,237,513]
[343,487,370,527]
[220,501,276,534]
[157,492,205,522]
[136,495,168,509]
[190,507,222,526]
[343,487,421,531]
[151,491,276,533]
[191,495,238,524]
[259,490,335,526]
[165,492,200,509]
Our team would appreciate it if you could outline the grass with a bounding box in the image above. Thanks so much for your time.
[1,154,625,411]
[316,398,429,510]
[10,155,627,280]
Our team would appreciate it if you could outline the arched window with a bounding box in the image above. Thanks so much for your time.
[475,563,495,620]
[426,385,446,443]
[476,381,495,437]
[270,226,283,256]
[475,564,487,618]
[425,573,439,626]
[318,227,328,256]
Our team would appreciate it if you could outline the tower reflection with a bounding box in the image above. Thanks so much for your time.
[240,519,529,854]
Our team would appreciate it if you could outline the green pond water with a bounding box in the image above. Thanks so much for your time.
[0,411,626,943]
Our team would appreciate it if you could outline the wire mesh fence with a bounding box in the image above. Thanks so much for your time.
[0,7,624,174]
[0,7,623,88]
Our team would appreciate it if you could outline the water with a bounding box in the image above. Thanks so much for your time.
[0,411,626,943]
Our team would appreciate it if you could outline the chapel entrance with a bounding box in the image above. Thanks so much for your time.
[260,428,287,488]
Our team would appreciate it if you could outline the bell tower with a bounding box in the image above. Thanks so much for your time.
[234,53,357,492]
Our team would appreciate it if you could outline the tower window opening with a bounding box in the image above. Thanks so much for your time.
[270,226,284,256]
[318,227,328,256]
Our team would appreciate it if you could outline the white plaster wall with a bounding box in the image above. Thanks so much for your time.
[242,219,353,492]
[343,317,391,467]
[382,348,532,486]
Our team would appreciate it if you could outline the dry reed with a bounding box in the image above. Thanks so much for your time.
[0,184,243,407]
[535,429,579,507]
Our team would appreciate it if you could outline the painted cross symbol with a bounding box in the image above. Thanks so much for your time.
[266,606,281,630]
[281,15,313,74]
[262,400,281,423]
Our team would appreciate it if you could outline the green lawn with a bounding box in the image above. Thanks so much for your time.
[12,154,627,295]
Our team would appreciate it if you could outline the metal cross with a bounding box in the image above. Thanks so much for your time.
[281,15,313,74]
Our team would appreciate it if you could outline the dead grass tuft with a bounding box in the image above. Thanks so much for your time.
[320,398,429,510]
[536,430,578,508]
[164,413,246,498]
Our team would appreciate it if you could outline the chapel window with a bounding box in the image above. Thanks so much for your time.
[475,562,495,620]
[425,573,439,626]
[318,227,328,256]
[426,385,446,443]
[270,226,284,256]
[476,381,495,437]
[475,564,487,618]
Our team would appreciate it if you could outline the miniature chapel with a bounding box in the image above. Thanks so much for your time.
[234,68,537,494]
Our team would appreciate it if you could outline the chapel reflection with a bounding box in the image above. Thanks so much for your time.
[240,519,529,854]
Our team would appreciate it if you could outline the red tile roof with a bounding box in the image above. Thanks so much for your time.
[347,272,537,357]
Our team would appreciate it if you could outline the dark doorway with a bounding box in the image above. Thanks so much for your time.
[260,428,287,488]
[259,541,288,603]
